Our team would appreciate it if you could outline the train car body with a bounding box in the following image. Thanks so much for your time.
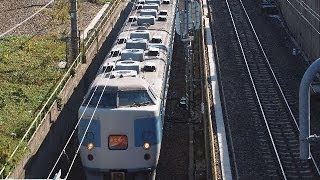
[78,0,176,179]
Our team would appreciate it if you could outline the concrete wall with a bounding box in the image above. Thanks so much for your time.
[9,1,133,179]
[278,0,320,61]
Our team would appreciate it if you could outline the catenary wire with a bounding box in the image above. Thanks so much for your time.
[47,1,139,178]
[0,0,55,37]
[284,0,320,34]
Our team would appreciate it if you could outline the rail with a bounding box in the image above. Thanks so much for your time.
[226,0,320,178]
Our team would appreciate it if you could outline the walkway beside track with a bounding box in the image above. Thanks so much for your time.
[202,0,232,179]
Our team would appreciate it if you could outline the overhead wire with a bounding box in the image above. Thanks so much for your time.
[300,0,320,19]
[47,0,140,178]
[64,84,109,179]
[63,2,143,177]
[62,1,157,177]
[0,0,55,37]
[284,0,320,34]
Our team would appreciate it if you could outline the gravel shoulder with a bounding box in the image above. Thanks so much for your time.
[0,0,103,37]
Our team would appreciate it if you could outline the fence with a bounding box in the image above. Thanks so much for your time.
[0,0,125,178]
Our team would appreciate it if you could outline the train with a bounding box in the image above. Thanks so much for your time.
[77,0,177,179]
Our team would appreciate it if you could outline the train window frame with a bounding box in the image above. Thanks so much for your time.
[118,90,155,107]
[148,87,157,101]
[108,135,128,150]
[83,86,117,108]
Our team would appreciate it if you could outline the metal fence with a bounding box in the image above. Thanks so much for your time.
[0,0,122,177]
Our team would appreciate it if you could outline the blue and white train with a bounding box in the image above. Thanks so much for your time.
[78,0,176,179]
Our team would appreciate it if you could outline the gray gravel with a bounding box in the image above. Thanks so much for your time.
[0,0,102,37]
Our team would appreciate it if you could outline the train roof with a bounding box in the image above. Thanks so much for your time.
[92,72,149,92]
[89,0,176,99]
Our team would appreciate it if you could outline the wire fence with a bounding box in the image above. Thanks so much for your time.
[0,0,121,178]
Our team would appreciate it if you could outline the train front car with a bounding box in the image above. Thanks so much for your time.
[79,75,161,180]
[78,0,176,178]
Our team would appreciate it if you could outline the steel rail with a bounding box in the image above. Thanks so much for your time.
[238,0,320,175]
[225,0,287,178]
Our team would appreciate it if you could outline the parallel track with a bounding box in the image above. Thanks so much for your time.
[224,0,320,178]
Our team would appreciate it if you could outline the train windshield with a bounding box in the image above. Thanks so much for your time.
[83,87,155,108]
[118,90,154,107]
[83,87,117,108]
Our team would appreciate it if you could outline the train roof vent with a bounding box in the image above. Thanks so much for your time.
[140,9,158,17]
[143,3,159,11]
[115,60,140,73]
[162,0,170,4]
[144,62,156,72]
[130,30,150,41]
[109,70,138,78]
[159,10,168,15]
[151,36,162,43]
[148,47,159,56]
[102,62,115,73]
[145,0,161,5]
[137,15,155,26]
[110,48,122,57]
[128,15,137,22]
[121,49,145,61]
[126,38,148,50]
[158,15,167,21]
[137,0,145,4]
[117,38,127,44]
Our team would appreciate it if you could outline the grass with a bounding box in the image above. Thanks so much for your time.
[0,36,66,173]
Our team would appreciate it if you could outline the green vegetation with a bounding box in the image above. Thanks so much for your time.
[0,36,66,173]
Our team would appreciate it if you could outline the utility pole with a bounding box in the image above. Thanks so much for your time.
[70,0,78,64]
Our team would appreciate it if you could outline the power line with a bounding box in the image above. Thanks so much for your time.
[47,82,101,178]
[0,0,55,37]
[301,0,320,19]
[284,0,320,35]
[64,84,108,179]
[47,2,137,178]
[295,0,320,22]
[47,2,138,177]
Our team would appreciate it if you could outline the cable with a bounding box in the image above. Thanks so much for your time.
[47,79,103,178]
[64,84,108,179]
[300,0,320,19]
[0,0,55,37]
[284,0,320,34]
[296,0,320,22]
[47,0,139,178]
[62,0,167,177]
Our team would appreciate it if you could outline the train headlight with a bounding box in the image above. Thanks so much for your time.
[143,142,150,150]
[87,143,94,151]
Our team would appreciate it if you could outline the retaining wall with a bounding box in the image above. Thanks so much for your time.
[278,0,320,60]
[10,1,133,178]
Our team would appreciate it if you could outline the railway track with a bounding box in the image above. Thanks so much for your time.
[214,0,320,178]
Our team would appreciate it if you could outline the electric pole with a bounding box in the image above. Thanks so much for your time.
[70,0,78,64]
